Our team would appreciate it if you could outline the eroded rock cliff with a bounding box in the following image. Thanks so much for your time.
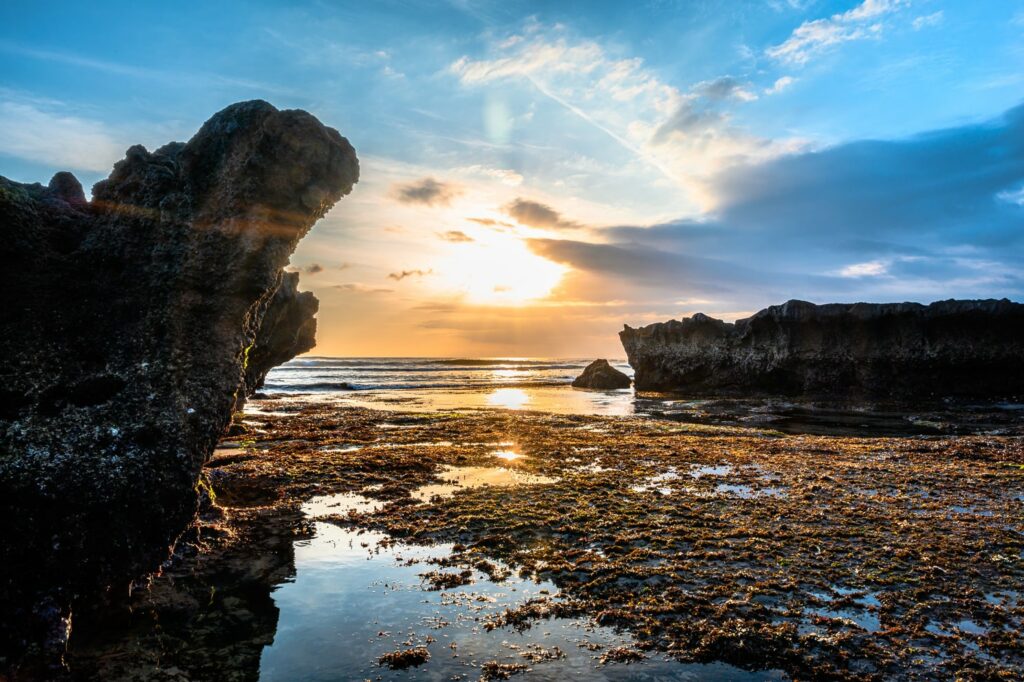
[243,270,319,399]
[0,100,358,668]
[621,299,1024,399]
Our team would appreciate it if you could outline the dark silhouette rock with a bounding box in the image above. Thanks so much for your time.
[0,100,358,667]
[572,359,632,390]
[243,270,319,399]
[620,299,1024,399]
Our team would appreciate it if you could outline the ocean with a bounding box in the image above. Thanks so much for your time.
[261,356,637,416]
[260,356,1024,435]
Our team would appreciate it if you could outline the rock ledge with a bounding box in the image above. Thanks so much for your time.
[620,299,1024,399]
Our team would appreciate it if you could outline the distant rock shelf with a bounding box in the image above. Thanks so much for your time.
[620,299,1024,400]
[0,100,358,665]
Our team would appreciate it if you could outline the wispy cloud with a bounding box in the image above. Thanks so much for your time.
[331,283,394,294]
[838,260,889,277]
[765,76,797,95]
[0,40,298,96]
[388,268,434,281]
[767,0,909,65]
[457,164,523,186]
[390,177,462,206]
[438,230,475,242]
[912,11,944,31]
[0,98,123,171]
[450,25,802,204]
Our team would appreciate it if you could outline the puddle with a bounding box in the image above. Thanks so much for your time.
[493,449,523,461]
[318,444,363,454]
[689,464,733,478]
[714,484,786,499]
[302,492,385,518]
[412,466,558,503]
[631,468,681,495]
[257,521,785,680]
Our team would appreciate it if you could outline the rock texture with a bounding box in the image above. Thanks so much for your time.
[0,100,358,666]
[572,359,632,390]
[621,299,1024,399]
[242,271,319,399]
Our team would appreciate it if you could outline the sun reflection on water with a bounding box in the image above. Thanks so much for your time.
[492,449,522,461]
[486,387,530,409]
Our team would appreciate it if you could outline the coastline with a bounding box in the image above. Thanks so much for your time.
[65,394,1024,680]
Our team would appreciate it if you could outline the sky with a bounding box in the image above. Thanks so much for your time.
[1,0,1022,357]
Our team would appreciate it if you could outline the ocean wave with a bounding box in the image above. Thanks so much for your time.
[264,378,573,392]
[273,364,583,373]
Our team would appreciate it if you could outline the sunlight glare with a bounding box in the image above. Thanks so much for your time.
[487,388,530,410]
[435,230,566,305]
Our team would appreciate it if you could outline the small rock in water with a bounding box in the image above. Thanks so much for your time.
[572,359,632,390]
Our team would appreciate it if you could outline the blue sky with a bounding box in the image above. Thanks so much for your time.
[2,1,1022,355]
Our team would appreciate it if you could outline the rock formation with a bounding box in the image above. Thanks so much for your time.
[0,100,358,668]
[242,270,319,399]
[621,299,1024,399]
[572,359,632,390]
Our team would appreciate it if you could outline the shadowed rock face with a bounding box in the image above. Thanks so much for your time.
[0,100,357,666]
[243,271,319,399]
[572,359,631,390]
[621,299,1024,399]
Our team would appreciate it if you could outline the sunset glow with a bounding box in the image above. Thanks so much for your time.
[434,230,567,305]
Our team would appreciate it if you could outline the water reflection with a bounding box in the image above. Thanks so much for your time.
[411,465,557,502]
[487,387,530,409]
[257,522,783,680]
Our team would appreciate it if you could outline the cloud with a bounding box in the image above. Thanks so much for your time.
[458,165,524,186]
[331,283,394,294]
[504,198,581,229]
[304,263,324,274]
[0,98,123,171]
[529,101,1024,305]
[388,268,434,281]
[438,230,474,242]
[838,260,889,277]
[767,0,909,65]
[390,177,462,206]
[467,217,514,227]
[449,26,800,201]
[765,76,797,95]
[694,76,758,102]
[912,10,944,30]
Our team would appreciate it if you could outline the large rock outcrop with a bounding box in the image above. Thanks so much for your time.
[571,359,632,390]
[621,299,1024,399]
[0,100,358,666]
[242,270,319,398]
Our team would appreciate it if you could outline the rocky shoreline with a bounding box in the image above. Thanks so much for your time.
[0,101,357,672]
[621,299,1024,399]
[60,396,1024,681]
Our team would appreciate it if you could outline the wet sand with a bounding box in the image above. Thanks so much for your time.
[67,396,1024,680]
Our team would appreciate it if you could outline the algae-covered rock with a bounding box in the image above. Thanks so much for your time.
[0,100,358,667]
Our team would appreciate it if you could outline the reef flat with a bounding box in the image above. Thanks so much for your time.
[66,397,1024,681]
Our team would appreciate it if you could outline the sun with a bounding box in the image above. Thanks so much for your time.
[434,231,567,305]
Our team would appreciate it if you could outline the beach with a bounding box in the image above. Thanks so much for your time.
[65,360,1024,681]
